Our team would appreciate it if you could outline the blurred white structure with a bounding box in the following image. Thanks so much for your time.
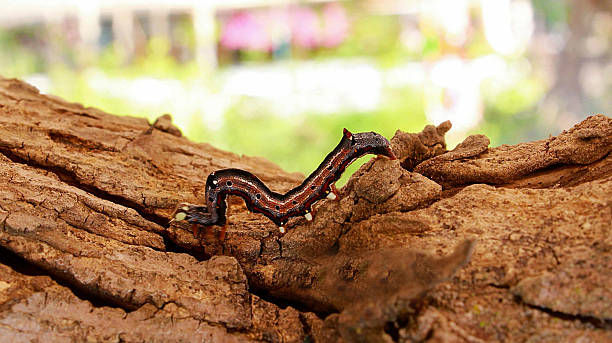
[0,0,338,70]
[481,0,533,55]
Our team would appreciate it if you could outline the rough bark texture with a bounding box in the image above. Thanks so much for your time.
[0,77,610,342]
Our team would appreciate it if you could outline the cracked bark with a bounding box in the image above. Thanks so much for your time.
[0,77,611,342]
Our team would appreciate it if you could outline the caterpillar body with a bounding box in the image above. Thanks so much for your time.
[171,129,396,233]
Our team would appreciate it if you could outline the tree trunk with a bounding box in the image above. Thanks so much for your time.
[0,77,610,342]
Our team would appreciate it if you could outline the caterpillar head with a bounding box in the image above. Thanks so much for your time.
[344,128,396,160]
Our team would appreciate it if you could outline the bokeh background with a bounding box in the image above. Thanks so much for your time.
[1,0,610,183]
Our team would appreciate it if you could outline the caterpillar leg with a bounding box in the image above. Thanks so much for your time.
[191,223,200,238]
[278,218,289,234]
[188,223,227,242]
[218,227,227,241]
[327,184,340,200]
[304,208,313,221]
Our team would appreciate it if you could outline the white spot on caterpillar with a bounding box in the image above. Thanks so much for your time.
[181,206,189,211]
[174,212,187,221]
[279,226,286,234]
[327,192,337,200]
[305,212,313,221]
[212,180,218,185]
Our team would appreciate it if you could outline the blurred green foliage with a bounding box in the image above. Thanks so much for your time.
[321,14,414,66]
[208,86,426,185]
[478,75,547,146]
[0,27,45,76]
[531,0,568,27]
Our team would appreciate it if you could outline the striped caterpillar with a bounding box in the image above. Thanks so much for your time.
[171,129,396,233]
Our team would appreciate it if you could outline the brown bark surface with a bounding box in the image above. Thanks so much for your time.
[0,77,610,342]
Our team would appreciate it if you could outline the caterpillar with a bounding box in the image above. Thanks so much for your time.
[171,129,396,234]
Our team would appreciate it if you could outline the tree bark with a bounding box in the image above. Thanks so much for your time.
[0,77,610,342]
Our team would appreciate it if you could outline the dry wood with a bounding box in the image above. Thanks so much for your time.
[0,77,610,342]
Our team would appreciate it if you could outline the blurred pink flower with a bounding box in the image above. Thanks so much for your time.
[290,6,320,48]
[321,3,348,47]
[220,11,270,51]
[220,4,348,52]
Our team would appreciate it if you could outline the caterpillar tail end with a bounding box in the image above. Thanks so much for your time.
[170,203,214,226]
